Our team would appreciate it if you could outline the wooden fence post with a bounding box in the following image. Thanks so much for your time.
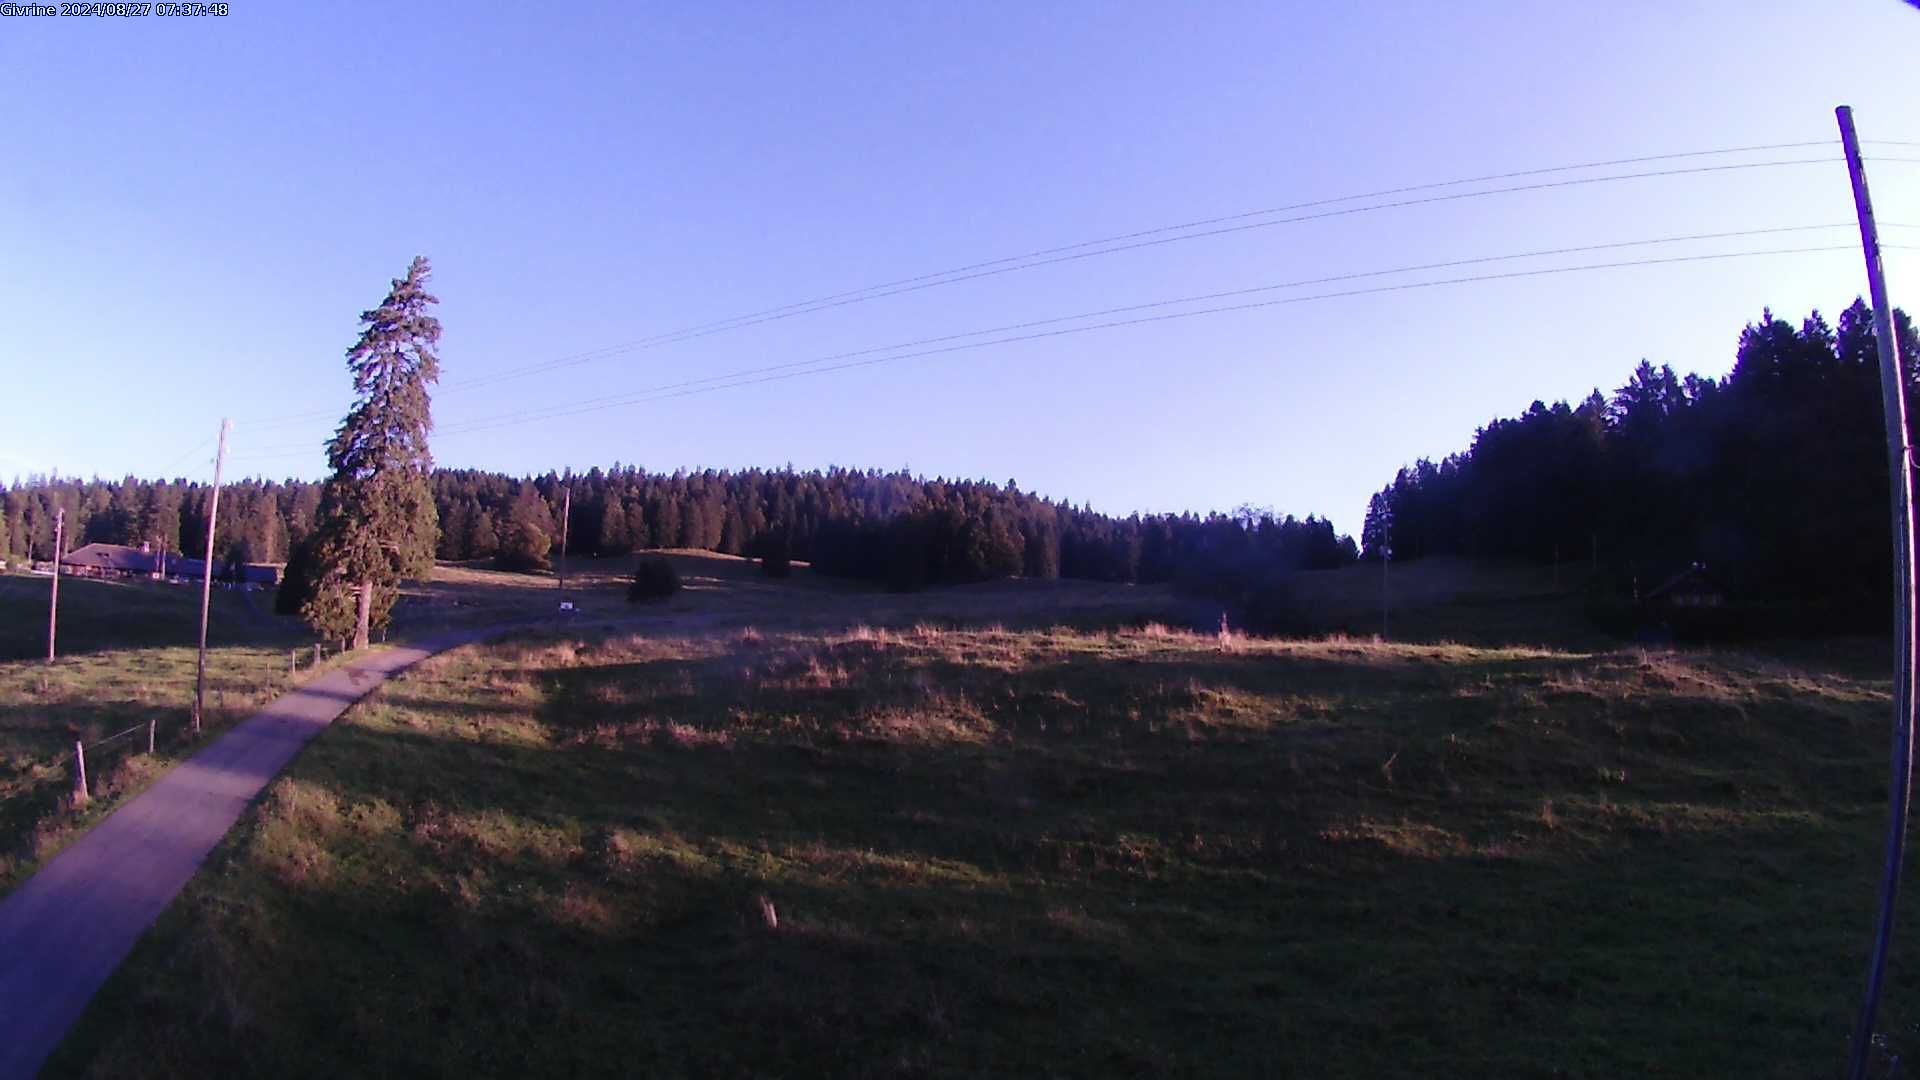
[72,741,88,807]
[147,717,156,755]
[290,648,297,677]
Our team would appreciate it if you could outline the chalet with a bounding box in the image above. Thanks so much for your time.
[1644,563,1729,613]
[58,543,282,589]
[61,542,163,580]
[1635,562,1736,641]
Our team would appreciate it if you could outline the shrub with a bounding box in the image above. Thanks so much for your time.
[759,532,794,578]
[760,548,792,579]
[495,521,553,573]
[628,556,682,603]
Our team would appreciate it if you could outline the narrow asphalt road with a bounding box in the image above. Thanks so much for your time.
[0,627,495,1079]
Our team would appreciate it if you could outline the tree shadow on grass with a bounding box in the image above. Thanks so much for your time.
[51,696,1914,1078]
[41,626,1919,1078]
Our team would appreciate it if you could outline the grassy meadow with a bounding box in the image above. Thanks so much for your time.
[0,555,641,892]
[32,554,1920,1077]
[0,573,325,889]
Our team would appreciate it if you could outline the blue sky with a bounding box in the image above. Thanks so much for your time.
[2,2,1916,535]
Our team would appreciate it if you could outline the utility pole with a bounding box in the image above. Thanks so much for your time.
[1840,105,1917,1080]
[46,507,64,663]
[192,419,230,735]
[558,485,571,600]
[1381,545,1390,642]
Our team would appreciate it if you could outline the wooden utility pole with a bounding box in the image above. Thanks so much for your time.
[192,419,230,735]
[1840,105,1917,1080]
[1380,546,1390,642]
[558,486,571,599]
[46,507,64,663]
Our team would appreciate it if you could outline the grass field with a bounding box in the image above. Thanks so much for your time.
[0,557,636,892]
[0,574,326,890]
[0,553,1151,894]
[35,553,1920,1077]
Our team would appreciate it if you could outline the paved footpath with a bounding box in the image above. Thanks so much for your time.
[0,628,496,1079]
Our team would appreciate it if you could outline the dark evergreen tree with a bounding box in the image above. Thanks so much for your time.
[629,556,682,601]
[495,483,554,572]
[303,256,443,648]
[760,531,793,578]
[277,535,317,616]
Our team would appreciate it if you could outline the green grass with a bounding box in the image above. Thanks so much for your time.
[0,552,837,894]
[0,573,328,890]
[0,571,287,661]
[1283,555,1610,648]
[39,563,1920,1077]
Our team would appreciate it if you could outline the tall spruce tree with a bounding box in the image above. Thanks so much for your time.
[303,256,442,648]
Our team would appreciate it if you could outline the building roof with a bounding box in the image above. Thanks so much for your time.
[164,554,208,579]
[56,544,282,584]
[1646,563,1729,602]
[62,543,160,573]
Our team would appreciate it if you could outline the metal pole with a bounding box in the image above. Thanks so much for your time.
[46,507,64,663]
[1840,104,1918,1080]
[193,419,230,735]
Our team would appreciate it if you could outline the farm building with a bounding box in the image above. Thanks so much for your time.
[60,542,164,580]
[58,543,282,589]
[1638,562,1736,641]
[1645,563,1729,612]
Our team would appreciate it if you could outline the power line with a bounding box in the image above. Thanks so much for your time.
[227,225,1855,461]
[152,435,216,477]
[241,142,1850,430]
[398,243,1859,444]
[436,157,1843,394]
[427,224,1864,435]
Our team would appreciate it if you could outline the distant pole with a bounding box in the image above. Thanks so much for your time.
[1381,546,1390,641]
[192,419,230,735]
[1840,105,1918,1080]
[558,485,571,598]
[46,507,64,663]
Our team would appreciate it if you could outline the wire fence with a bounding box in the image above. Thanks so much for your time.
[57,642,348,808]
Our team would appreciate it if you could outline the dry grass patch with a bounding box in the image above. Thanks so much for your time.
[44,593,1915,1079]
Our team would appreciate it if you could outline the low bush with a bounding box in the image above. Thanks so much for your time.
[628,557,682,603]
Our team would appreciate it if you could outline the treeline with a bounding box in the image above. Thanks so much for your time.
[2,466,1355,591]
[0,478,315,568]
[433,467,1357,588]
[1362,298,1920,627]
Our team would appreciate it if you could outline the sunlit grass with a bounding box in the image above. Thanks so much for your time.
[46,590,1915,1077]
[0,569,337,890]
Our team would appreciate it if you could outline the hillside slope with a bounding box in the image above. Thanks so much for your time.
[43,564,1910,1077]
